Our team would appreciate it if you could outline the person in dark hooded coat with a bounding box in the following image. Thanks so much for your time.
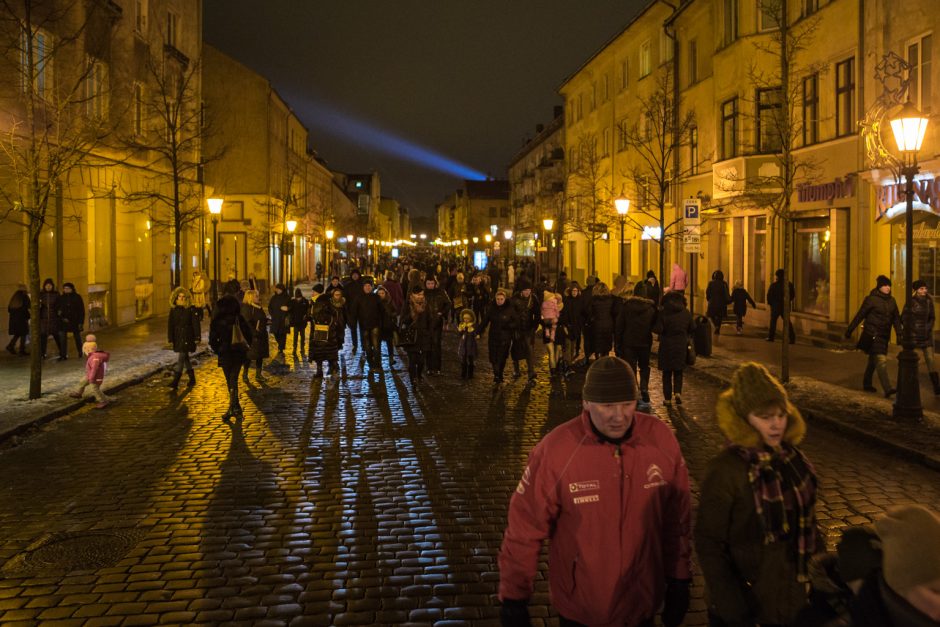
[586,281,618,360]
[288,287,310,356]
[241,289,269,381]
[904,279,940,396]
[705,270,731,335]
[845,275,902,397]
[7,284,30,355]
[477,288,518,386]
[209,282,253,420]
[615,282,658,407]
[560,283,585,365]
[654,290,695,405]
[38,278,64,359]
[267,283,291,358]
[308,288,342,378]
[56,282,85,359]
[167,286,201,389]
[355,280,384,371]
[399,288,433,389]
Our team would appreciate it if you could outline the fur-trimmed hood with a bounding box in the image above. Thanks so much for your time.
[714,388,806,449]
[169,286,192,307]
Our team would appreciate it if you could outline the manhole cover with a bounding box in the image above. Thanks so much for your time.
[1,528,145,577]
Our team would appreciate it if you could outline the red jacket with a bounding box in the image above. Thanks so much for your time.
[498,410,692,626]
[85,350,109,385]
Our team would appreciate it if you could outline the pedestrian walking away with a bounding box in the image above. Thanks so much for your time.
[68,334,115,409]
[731,280,757,334]
[766,268,796,344]
[498,356,692,627]
[166,287,201,389]
[288,287,310,357]
[846,505,940,626]
[669,262,688,294]
[695,362,819,627]
[456,308,478,379]
[706,270,731,335]
[6,283,30,356]
[241,289,270,381]
[654,290,695,405]
[209,283,253,419]
[616,281,658,410]
[845,275,902,397]
[904,279,940,396]
[343,269,365,352]
[38,278,64,359]
[56,282,85,359]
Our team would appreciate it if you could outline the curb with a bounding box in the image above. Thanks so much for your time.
[0,346,211,448]
[688,356,940,472]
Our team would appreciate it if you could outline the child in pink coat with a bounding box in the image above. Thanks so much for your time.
[68,334,114,409]
[540,291,564,375]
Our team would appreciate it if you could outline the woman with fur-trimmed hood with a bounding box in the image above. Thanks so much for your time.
[167,287,201,388]
[695,362,819,627]
[456,308,478,379]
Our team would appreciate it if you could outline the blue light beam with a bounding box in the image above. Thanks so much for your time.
[292,98,487,181]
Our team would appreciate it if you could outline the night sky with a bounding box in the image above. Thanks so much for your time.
[203,1,648,217]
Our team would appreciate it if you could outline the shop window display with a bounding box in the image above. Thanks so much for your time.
[793,217,830,316]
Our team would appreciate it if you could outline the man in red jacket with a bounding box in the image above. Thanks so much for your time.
[498,356,692,627]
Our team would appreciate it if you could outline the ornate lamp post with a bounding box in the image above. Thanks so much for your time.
[207,197,223,305]
[614,196,630,279]
[504,229,513,262]
[325,229,334,278]
[285,219,297,291]
[542,218,554,281]
[890,101,929,421]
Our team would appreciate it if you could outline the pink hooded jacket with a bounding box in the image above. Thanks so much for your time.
[85,350,110,385]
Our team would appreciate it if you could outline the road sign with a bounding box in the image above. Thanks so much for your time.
[683,198,701,226]
[588,222,608,233]
[683,225,701,253]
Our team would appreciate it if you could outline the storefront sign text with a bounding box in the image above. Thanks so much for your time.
[877,175,940,218]
[796,176,855,204]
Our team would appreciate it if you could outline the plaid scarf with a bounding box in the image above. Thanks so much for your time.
[731,443,818,579]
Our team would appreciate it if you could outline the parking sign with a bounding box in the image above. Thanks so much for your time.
[683,198,701,225]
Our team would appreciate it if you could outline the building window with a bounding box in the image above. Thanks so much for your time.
[749,215,768,303]
[601,74,609,102]
[602,127,611,156]
[689,125,699,174]
[721,97,738,160]
[908,34,933,112]
[688,39,698,85]
[489,207,497,218]
[577,94,583,120]
[84,58,108,119]
[134,82,144,136]
[757,87,782,152]
[590,83,596,111]
[135,0,148,34]
[835,57,856,137]
[661,30,674,63]
[620,58,629,90]
[20,29,53,99]
[793,217,830,316]
[802,73,818,145]
[617,119,628,152]
[639,40,651,77]
[758,0,780,31]
[722,0,738,47]
[802,0,819,17]
[500,207,510,218]
[166,11,178,48]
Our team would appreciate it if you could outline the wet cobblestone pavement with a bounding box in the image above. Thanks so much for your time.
[1,331,939,626]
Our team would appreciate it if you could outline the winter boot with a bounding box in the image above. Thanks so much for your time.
[186,369,196,387]
[931,371,940,396]
[168,370,182,389]
[5,340,15,355]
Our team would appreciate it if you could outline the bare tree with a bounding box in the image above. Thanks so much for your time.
[0,0,118,399]
[565,131,614,278]
[249,165,308,286]
[120,48,222,288]
[723,0,823,382]
[620,69,700,285]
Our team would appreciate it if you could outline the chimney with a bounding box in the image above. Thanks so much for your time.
[553,105,563,119]
[535,124,544,134]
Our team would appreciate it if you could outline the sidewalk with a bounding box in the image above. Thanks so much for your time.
[0,314,209,446]
[689,324,940,470]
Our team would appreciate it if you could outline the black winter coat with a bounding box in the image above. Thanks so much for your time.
[478,301,518,354]
[378,297,398,335]
[654,292,695,371]
[268,291,291,334]
[39,289,60,335]
[424,287,452,326]
[706,278,731,317]
[731,287,757,317]
[56,291,85,332]
[588,294,618,353]
[400,307,433,352]
[308,298,342,360]
[903,294,935,349]
[168,305,201,353]
[344,278,364,317]
[512,293,540,333]
[356,292,383,330]
[288,296,309,329]
[846,289,902,355]
[615,295,657,348]
[7,290,29,336]
[560,293,586,333]
[241,303,270,360]
[767,278,795,312]
[209,295,252,367]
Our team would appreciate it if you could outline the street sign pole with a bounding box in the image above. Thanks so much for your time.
[683,198,702,312]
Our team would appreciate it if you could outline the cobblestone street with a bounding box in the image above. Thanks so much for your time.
[1,331,939,626]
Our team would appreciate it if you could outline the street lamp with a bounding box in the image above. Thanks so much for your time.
[890,101,929,421]
[542,218,554,281]
[325,229,334,278]
[207,197,223,305]
[615,197,631,279]
[285,219,297,291]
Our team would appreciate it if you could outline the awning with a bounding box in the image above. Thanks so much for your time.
[879,201,940,226]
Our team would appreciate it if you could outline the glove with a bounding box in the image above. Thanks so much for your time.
[661,578,691,627]
[499,598,531,627]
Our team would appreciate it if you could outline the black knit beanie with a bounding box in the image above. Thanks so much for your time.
[582,356,637,403]
[876,275,891,288]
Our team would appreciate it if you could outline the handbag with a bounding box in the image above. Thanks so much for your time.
[312,323,330,344]
[231,321,248,349]
[397,325,418,347]
[685,340,697,366]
